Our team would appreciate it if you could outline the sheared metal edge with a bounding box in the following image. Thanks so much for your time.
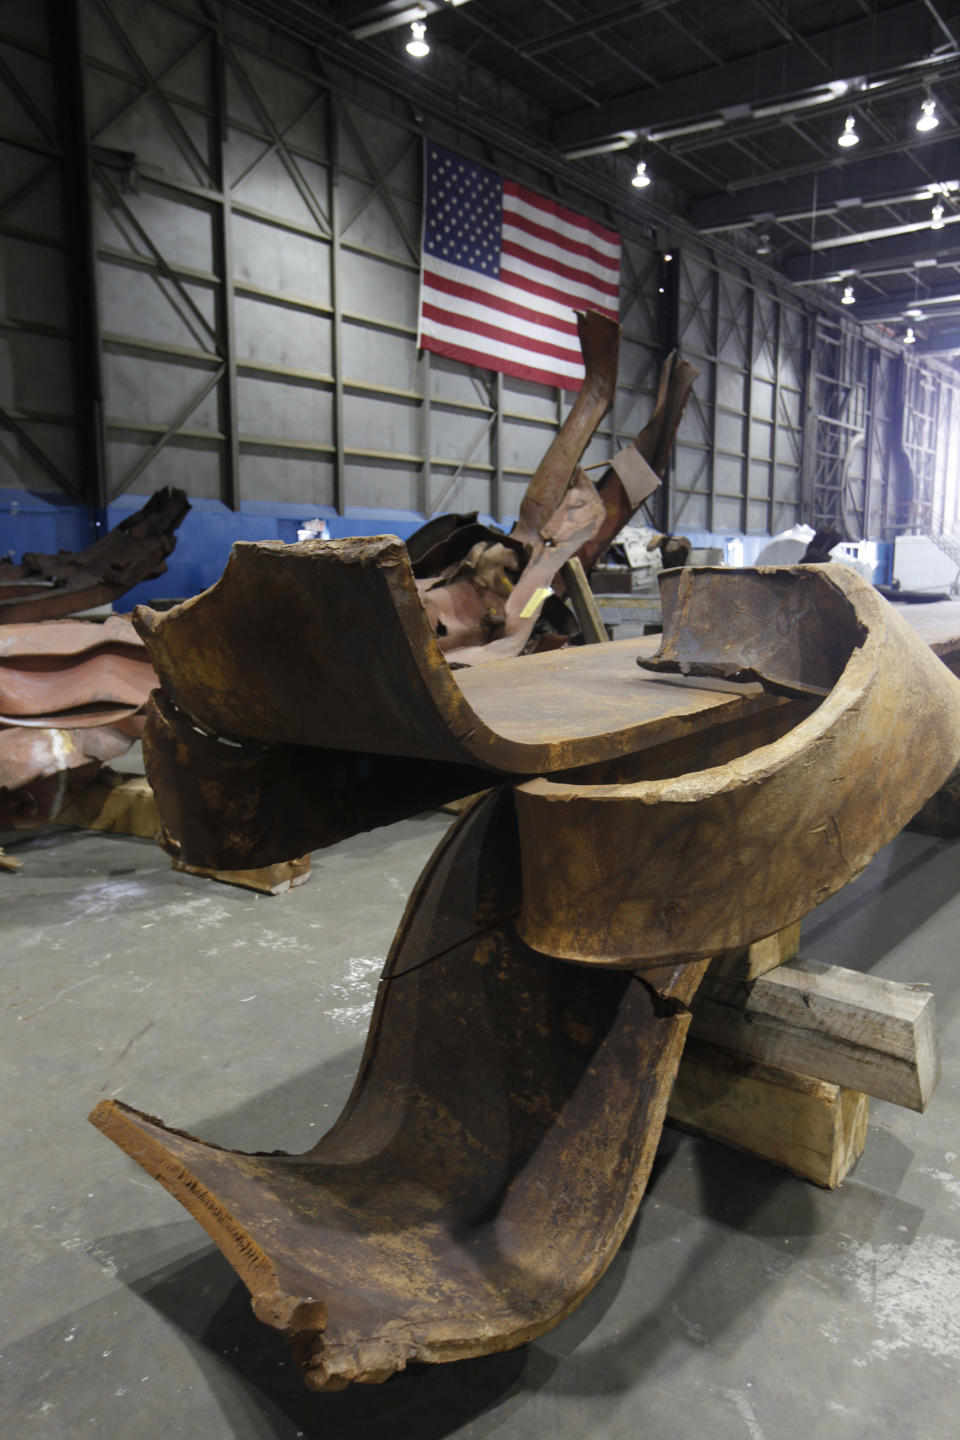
[515,565,960,965]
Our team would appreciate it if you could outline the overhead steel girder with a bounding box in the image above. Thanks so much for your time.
[784,229,960,284]
[90,563,960,1391]
[853,280,960,324]
[552,3,941,150]
[915,326,960,353]
[690,135,960,233]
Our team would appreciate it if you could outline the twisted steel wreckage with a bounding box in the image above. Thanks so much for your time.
[0,490,188,828]
[89,313,960,1391]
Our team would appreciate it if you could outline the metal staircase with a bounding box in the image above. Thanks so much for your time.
[921,519,960,584]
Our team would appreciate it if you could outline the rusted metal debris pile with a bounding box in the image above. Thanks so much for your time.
[139,312,700,872]
[0,616,156,828]
[0,487,189,624]
[0,490,187,829]
[409,311,697,662]
[87,318,960,1390]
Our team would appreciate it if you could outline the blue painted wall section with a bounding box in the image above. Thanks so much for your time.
[0,488,96,562]
[0,489,893,606]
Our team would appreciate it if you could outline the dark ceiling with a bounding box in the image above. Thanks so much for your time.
[259,2,960,355]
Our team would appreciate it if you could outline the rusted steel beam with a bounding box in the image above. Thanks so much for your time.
[142,687,498,871]
[516,566,960,966]
[0,615,155,825]
[512,310,619,553]
[90,787,709,1389]
[91,563,960,1392]
[0,614,153,725]
[0,487,189,623]
[133,543,781,768]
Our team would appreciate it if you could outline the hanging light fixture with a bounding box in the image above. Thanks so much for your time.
[931,201,946,230]
[841,284,855,305]
[837,115,859,148]
[916,98,939,133]
[406,20,430,57]
[756,232,772,256]
[905,307,924,319]
[904,327,917,345]
[631,160,651,189]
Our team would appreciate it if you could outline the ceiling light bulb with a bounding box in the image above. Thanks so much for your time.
[905,308,924,319]
[631,160,651,188]
[904,327,916,344]
[663,252,673,262]
[841,285,855,305]
[756,232,771,255]
[931,201,945,230]
[837,115,859,148]
[917,98,939,133]
[406,21,429,57]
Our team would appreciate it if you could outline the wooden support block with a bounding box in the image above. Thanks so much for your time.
[0,847,22,871]
[171,853,311,895]
[709,920,802,982]
[56,771,160,840]
[669,1038,869,1189]
[691,957,939,1113]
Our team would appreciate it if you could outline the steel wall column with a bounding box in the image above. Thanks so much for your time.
[769,300,782,536]
[658,247,680,532]
[49,0,105,507]
[420,348,431,514]
[493,369,503,524]
[211,33,239,510]
[328,91,345,515]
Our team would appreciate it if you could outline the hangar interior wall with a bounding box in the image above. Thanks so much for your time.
[2,0,960,596]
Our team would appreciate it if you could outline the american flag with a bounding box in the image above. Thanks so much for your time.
[418,143,621,392]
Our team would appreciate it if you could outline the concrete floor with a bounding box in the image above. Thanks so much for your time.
[2,809,959,1440]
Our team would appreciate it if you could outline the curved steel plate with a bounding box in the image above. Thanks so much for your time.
[515,565,960,966]
[90,788,706,1390]
[134,538,778,772]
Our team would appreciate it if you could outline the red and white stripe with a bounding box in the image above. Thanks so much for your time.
[419,178,621,391]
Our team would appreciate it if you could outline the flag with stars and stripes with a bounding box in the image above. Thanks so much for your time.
[418,143,621,392]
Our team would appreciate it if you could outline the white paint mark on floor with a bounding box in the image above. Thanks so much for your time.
[66,880,151,923]
[920,1165,960,1206]
[321,955,384,1030]
[722,1388,765,1440]
[840,1233,960,1362]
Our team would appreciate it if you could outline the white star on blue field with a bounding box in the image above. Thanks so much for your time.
[425,145,502,276]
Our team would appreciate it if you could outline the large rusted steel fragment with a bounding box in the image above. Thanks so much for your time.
[91,563,960,1391]
[410,314,697,664]
[91,787,708,1389]
[134,537,782,771]
[0,615,154,726]
[0,615,155,826]
[517,565,960,966]
[0,487,189,623]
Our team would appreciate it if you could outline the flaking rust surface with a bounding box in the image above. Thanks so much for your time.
[91,789,708,1389]
[517,566,960,964]
[89,563,960,1392]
